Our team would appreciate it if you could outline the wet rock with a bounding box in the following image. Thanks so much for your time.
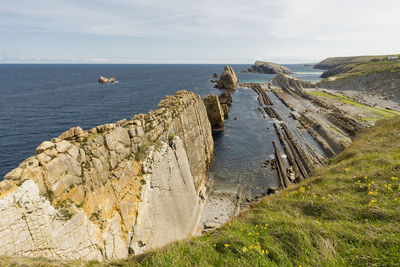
[218,92,233,106]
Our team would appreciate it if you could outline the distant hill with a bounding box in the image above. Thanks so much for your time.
[314,54,400,70]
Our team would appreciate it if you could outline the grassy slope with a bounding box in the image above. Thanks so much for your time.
[2,117,400,267]
[318,55,400,81]
[316,55,393,67]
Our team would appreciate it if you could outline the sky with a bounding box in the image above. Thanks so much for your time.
[1,0,400,64]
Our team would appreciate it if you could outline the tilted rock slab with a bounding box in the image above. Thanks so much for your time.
[246,61,292,75]
[203,94,225,130]
[215,66,238,90]
[0,90,213,261]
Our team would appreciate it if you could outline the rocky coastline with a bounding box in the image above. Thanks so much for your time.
[0,63,398,263]
[0,90,213,261]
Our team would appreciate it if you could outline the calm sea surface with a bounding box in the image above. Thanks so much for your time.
[0,64,322,190]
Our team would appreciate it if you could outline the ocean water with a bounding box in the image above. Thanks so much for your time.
[0,64,321,186]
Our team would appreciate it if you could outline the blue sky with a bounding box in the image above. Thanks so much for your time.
[1,0,400,63]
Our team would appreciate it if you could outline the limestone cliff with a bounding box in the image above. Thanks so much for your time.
[245,61,292,74]
[0,90,213,261]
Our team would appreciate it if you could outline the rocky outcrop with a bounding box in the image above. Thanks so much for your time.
[218,92,233,118]
[0,90,213,261]
[271,74,316,92]
[245,61,292,74]
[98,76,117,84]
[318,71,400,100]
[203,95,224,130]
[215,66,238,90]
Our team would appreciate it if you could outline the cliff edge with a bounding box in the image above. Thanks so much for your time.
[0,90,213,261]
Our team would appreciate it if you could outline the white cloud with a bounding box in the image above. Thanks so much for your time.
[1,0,400,62]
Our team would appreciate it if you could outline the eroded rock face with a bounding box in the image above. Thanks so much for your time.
[203,94,224,130]
[271,74,316,92]
[215,66,238,90]
[0,90,213,261]
[246,61,292,75]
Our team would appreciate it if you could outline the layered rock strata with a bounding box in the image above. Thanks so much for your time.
[245,61,292,74]
[203,95,225,130]
[215,66,238,90]
[0,90,213,261]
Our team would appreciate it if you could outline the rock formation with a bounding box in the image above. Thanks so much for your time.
[0,90,213,261]
[203,95,225,130]
[245,61,292,75]
[98,76,117,84]
[271,74,316,92]
[218,92,233,118]
[215,66,238,90]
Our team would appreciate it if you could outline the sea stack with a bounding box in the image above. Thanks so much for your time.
[215,66,238,90]
[246,61,292,75]
[98,76,117,84]
[203,94,225,130]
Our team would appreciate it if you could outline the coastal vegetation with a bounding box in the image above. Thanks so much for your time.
[2,116,400,266]
[317,55,400,81]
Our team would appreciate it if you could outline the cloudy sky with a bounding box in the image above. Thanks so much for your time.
[1,0,399,63]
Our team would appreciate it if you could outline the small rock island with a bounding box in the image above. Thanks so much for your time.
[215,66,238,90]
[98,76,117,84]
[245,61,292,74]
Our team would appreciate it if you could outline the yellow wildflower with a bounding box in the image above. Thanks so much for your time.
[394,197,398,201]
[224,244,229,247]
[384,184,393,191]
[391,176,399,181]
[299,186,305,193]
[313,193,317,198]
[368,199,377,206]
[261,249,265,254]
[345,167,350,172]
[242,247,247,253]
[249,245,253,249]
[364,176,367,180]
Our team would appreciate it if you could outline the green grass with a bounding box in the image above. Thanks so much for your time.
[319,55,400,81]
[114,116,400,266]
[2,117,400,266]
[308,90,400,121]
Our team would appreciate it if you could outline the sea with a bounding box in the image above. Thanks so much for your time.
[0,64,322,194]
